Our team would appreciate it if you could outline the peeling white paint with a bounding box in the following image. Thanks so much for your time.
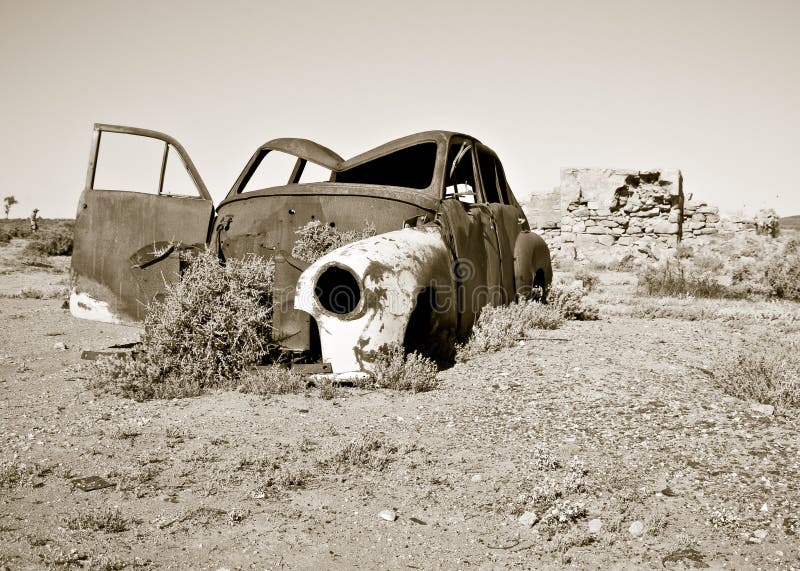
[295,227,451,374]
[69,289,123,324]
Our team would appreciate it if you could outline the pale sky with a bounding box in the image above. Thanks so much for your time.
[1,0,798,218]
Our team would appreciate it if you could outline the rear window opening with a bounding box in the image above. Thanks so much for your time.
[334,142,437,189]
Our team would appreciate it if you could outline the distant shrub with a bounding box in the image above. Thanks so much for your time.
[93,250,275,400]
[765,239,800,301]
[547,283,600,321]
[574,268,599,292]
[457,299,564,360]
[23,225,73,256]
[637,259,740,299]
[0,230,10,246]
[371,344,439,392]
[291,220,376,263]
[715,338,800,411]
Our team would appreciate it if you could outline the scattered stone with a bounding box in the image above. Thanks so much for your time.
[53,341,67,351]
[378,509,396,522]
[518,511,537,527]
[750,403,774,416]
[628,521,644,536]
[588,518,603,534]
[470,473,483,483]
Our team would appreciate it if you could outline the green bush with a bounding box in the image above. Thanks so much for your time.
[457,299,564,361]
[93,250,275,400]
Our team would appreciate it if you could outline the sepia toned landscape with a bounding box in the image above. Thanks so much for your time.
[1,217,798,569]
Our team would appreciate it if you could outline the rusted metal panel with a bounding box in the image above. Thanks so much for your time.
[70,125,552,366]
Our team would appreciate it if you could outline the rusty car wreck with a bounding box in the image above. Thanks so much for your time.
[71,124,552,375]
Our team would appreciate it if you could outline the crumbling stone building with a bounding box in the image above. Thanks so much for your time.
[525,168,754,262]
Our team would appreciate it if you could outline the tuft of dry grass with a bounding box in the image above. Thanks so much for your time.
[323,434,397,473]
[238,365,305,396]
[457,299,564,361]
[0,461,36,489]
[92,249,275,401]
[291,220,376,263]
[371,344,439,392]
[714,337,800,411]
[765,239,800,301]
[65,507,131,533]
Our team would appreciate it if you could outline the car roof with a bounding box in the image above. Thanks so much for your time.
[339,130,478,169]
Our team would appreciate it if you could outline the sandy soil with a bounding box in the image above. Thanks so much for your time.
[1,250,799,570]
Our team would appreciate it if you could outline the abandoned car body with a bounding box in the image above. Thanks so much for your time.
[71,124,552,374]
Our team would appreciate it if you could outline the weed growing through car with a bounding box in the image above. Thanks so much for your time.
[456,299,563,361]
[291,219,376,263]
[93,249,275,400]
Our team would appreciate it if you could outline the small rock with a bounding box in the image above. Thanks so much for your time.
[760,503,769,512]
[518,511,537,527]
[53,341,67,350]
[588,518,603,534]
[752,529,767,541]
[751,403,774,416]
[378,509,396,522]
[470,474,483,483]
[628,521,644,536]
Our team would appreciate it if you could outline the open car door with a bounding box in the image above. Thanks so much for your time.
[70,124,215,324]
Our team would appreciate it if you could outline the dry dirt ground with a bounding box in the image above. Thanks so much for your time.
[1,239,800,570]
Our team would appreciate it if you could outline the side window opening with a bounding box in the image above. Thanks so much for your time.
[444,142,477,204]
[241,150,299,192]
[297,160,332,183]
[162,146,198,196]
[477,149,509,204]
[93,132,163,194]
[92,131,201,197]
[240,151,333,192]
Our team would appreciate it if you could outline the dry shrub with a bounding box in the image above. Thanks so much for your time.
[93,250,275,400]
[0,230,10,246]
[291,220,376,263]
[715,337,800,411]
[547,283,600,321]
[23,224,73,256]
[638,259,740,299]
[371,344,438,392]
[457,299,564,361]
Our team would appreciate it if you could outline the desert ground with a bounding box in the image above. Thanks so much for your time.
[1,225,799,570]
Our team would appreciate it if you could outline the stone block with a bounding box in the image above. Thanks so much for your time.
[586,226,609,234]
[651,221,679,234]
[691,213,706,222]
[597,235,615,246]
[571,206,590,218]
[561,232,575,243]
[573,221,586,233]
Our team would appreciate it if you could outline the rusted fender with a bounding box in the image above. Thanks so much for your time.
[294,226,453,375]
[513,231,553,299]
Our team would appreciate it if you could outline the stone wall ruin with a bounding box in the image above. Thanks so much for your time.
[525,167,757,262]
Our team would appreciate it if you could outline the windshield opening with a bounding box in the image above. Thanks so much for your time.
[334,142,437,189]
